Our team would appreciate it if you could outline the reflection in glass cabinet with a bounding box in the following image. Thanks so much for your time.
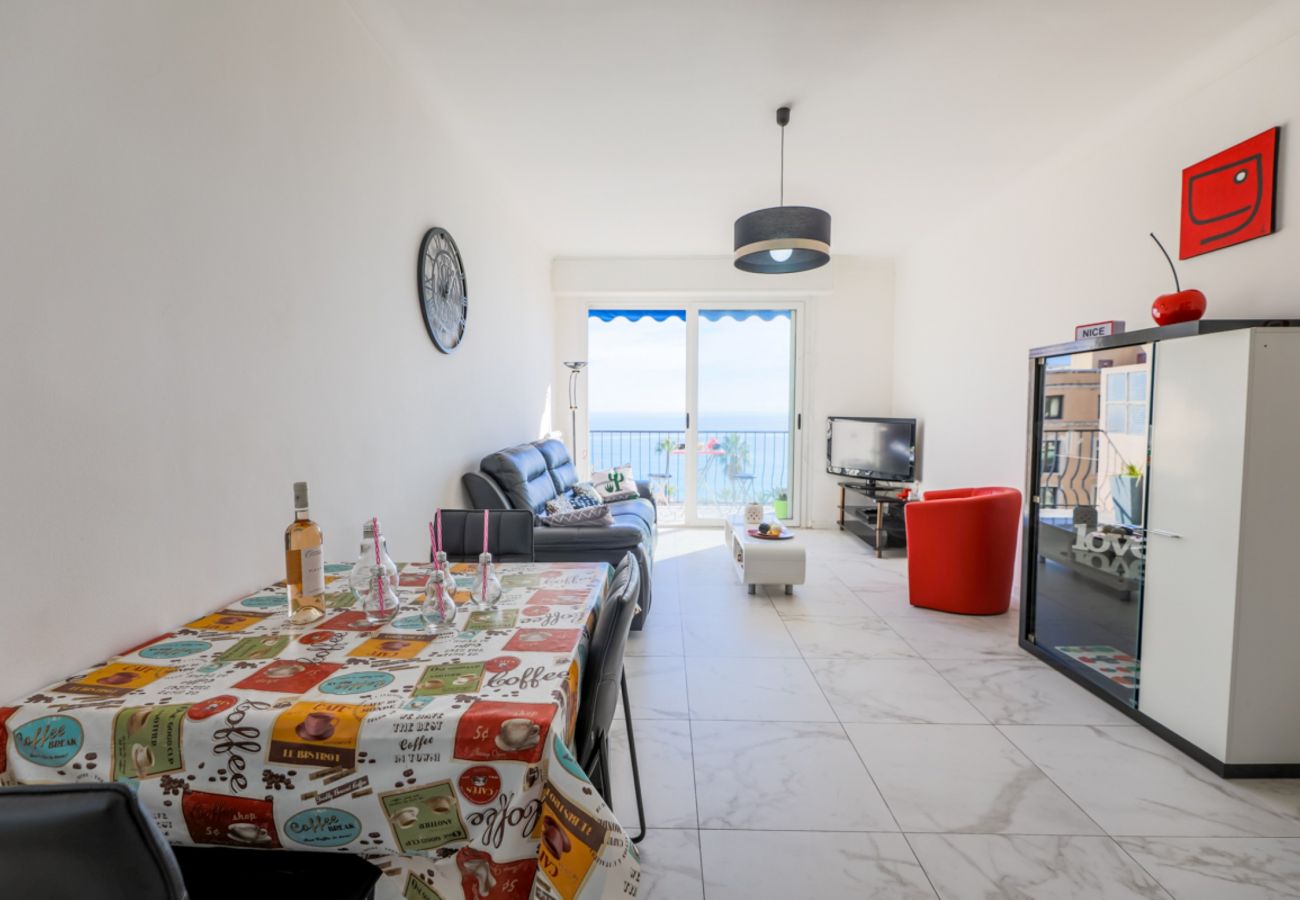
[1026,342,1153,706]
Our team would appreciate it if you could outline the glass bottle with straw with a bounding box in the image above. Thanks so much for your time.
[350,517,400,625]
[422,511,456,631]
[471,509,503,609]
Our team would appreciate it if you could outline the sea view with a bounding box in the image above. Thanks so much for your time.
[588,411,792,511]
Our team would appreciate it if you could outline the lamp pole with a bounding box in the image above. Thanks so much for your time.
[564,361,587,458]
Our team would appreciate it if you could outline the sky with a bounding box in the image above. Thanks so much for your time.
[586,311,793,429]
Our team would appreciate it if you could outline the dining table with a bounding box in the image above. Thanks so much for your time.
[0,560,641,900]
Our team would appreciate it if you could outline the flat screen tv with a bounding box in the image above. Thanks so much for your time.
[826,416,917,483]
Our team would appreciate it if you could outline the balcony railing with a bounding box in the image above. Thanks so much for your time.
[589,429,790,516]
[1039,426,1142,515]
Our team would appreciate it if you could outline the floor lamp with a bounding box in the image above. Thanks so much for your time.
[564,361,587,458]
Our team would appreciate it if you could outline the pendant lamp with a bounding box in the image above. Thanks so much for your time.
[734,106,831,274]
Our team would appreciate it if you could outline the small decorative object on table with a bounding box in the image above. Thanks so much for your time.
[1149,233,1206,326]
[743,502,764,525]
[471,509,503,609]
[349,517,400,625]
[422,513,457,631]
[749,521,795,541]
[1075,320,1125,341]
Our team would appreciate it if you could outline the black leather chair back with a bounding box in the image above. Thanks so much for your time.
[575,553,641,768]
[0,783,187,899]
[436,509,535,562]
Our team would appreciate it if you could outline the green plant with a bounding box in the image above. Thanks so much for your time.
[1121,463,1143,478]
[720,433,751,479]
[776,489,789,501]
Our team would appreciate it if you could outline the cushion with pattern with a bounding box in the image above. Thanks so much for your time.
[591,465,639,502]
[571,483,603,508]
[539,505,616,527]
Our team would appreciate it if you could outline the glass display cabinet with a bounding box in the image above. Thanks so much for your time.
[1024,338,1153,707]
[1020,320,1300,776]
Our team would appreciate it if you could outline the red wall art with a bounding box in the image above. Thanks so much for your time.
[1180,127,1280,259]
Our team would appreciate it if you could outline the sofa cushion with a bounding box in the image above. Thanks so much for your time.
[591,464,639,501]
[539,505,615,527]
[573,483,604,507]
[534,439,580,496]
[605,497,656,530]
[533,523,646,552]
[481,443,557,513]
[544,484,603,515]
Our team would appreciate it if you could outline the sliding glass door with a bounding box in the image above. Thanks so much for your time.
[587,304,802,526]
[694,309,796,522]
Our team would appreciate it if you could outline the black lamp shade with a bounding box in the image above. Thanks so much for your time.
[733,206,831,273]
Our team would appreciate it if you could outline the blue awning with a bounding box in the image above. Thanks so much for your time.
[588,309,791,323]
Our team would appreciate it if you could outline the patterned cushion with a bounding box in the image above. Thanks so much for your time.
[544,483,605,515]
[591,465,639,502]
[539,505,616,527]
[544,494,574,515]
[571,483,603,508]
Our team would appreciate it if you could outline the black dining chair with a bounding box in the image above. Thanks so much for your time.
[574,552,646,843]
[435,508,535,562]
[0,782,380,900]
[0,782,187,899]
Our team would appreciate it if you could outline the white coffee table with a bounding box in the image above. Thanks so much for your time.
[723,516,807,594]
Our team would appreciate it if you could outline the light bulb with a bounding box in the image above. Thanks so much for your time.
[768,248,794,263]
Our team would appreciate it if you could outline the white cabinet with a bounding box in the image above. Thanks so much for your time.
[1141,328,1300,767]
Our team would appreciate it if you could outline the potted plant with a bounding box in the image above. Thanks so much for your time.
[773,490,790,519]
[1109,463,1144,526]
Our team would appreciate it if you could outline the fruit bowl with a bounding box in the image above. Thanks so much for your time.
[748,528,794,541]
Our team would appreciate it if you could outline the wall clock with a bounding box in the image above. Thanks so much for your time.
[417,226,468,353]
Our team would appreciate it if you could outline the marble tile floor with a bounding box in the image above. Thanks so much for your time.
[616,526,1300,899]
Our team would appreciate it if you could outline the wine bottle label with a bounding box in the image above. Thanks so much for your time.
[301,546,325,597]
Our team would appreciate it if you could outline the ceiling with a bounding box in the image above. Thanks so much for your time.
[354,0,1274,259]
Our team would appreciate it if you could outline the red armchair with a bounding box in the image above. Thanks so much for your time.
[904,487,1022,615]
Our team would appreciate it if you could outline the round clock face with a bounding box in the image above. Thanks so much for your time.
[418,227,467,353]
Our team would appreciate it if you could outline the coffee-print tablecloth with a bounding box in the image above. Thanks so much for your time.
[0,561,642,900]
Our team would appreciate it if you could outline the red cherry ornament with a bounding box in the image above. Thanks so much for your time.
[1149,233,1206,327]
[1152,289,1207,326]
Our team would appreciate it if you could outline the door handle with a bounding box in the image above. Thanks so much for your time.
[1134,526,1182,539]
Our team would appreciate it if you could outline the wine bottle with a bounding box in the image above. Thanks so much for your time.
[285,481,325,624]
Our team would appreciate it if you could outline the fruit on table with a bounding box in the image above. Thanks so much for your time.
[757,523,771,534]
[769,524,783,536]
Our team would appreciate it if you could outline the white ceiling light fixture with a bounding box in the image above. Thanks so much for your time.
[734,105,831,274]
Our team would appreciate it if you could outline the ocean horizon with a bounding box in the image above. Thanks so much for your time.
[587,411,793,503]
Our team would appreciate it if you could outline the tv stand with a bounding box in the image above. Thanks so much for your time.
[836,481,913,558]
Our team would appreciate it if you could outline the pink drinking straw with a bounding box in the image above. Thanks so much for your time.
[481,509,490,598]
[428,520,438,566]
[372,516,388,614]
[436,508,444,566]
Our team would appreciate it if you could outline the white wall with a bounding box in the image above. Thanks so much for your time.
[552,255,893,527]
[893,7,1300,495]
[0,1,554,697]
